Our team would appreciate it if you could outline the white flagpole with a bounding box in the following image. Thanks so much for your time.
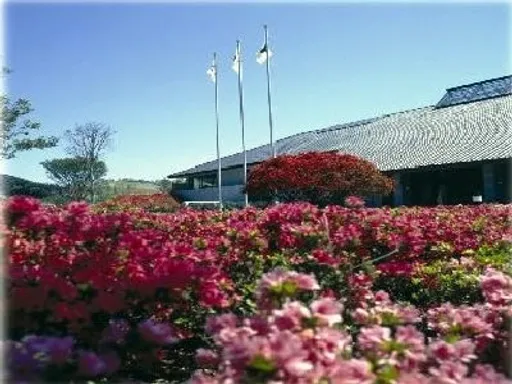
[235,40,249,208]
[212,53,223,210]
[263,25,276,159]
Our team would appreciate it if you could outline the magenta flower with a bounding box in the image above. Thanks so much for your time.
[195,348,220,368]
[77,351,107,377]
[100,350,121,375]
[21,335,74,366]
[138,319,179,345]
[100,318,130,345]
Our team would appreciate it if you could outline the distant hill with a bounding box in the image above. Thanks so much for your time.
[2,175,62,199]
[100,179,161,196]
[2,175,165,202]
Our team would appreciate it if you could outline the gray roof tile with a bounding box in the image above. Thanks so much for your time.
[169,78,512,178]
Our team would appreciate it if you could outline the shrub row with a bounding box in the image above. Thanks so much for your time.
[5,196,512,382]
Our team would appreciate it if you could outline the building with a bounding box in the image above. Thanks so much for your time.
[168,75,512,206]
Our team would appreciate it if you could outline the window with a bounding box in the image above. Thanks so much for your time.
[199,175,217,188]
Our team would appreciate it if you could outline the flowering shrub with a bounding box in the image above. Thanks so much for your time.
[191,269,512,383]
[246,152,394,206]
[374,243,512,307]
[5,196,512,382]
[93,192,181,213]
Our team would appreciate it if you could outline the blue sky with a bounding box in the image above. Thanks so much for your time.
[5,2,510,183]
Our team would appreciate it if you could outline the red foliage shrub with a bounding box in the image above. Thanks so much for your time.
[246,151,394,206]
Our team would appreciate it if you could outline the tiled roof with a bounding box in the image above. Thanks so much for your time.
[436,75,512,108]
[169,76,512,178]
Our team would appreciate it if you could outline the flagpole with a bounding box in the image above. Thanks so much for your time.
[213,52,223,211]
[236,40,249,208]
[264,25,276,158]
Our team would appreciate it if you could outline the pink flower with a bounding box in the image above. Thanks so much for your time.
[397,372,431,383]
[189,371,220,384]
[453,339,477,363]
[269,330,306,364]
[480,269,512,306]
[358,326,391,351]
[273,301,311,331]
[310,297,343,326]
[255,268,320,306]
[429,361,468,384]
[345,195,365,208]
[395,325,425,352]
[312,328,352,364]
[429,340,457,362]
[326,359,375,383]
[293,273,321,291]
[375,290,391,304]
[470,364,511,382]
[195,348,220,368]
[205,313,238,335]
[284,357,314,377]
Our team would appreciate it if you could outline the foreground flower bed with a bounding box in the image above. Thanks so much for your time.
[191,268,512,383]
[5,196,512,382]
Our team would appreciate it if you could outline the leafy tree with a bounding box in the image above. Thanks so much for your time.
[63,122,115,202]
[157,178,173,193]
[1,68,58,159]
[246,151,394,206]
[41,157,107,201]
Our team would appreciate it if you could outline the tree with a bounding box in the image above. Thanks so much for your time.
[41,157,107,201]
[245,151,394,206]
[156,178,173,194]
[63,122,115,202]
[1,68,58,159]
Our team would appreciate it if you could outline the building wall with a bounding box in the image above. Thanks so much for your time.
[176,184,245,203]
[186,165,254,189]
[177,160,511,206]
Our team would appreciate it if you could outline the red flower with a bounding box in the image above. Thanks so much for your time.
[92,291,126,314]
[198,282,229,308]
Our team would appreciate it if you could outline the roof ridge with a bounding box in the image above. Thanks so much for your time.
[445,75,512,91]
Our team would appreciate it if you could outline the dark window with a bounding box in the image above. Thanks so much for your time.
[199,175,217,188]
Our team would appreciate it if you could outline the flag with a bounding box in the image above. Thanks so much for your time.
[207,60,216,83]
[232,45,241,74]
[256,43,273,64]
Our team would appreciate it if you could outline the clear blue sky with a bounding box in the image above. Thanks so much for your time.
[5,2,510,183]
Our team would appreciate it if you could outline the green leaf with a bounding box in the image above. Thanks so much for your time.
[247,354,277,373]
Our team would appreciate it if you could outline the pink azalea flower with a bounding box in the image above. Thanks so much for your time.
[310,297,343,326]
[358,326,391,352]
[326,359,375,383]
[195,348,220,368]
[273,301,312,331]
